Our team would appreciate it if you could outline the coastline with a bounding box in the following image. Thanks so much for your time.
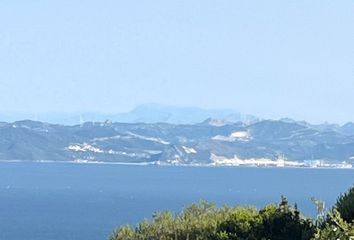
[0,159,353,170]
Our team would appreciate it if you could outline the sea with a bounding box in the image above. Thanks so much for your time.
[0,162,353,240]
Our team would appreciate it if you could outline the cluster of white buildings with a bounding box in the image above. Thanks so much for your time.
[210,154,353,169]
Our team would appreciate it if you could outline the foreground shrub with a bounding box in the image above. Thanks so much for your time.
[111,225,134,240]
[335,185,354,223]
[110,186,354,240]
[217,197,315,240]
[110,198,315,240]
[313,210,354,240]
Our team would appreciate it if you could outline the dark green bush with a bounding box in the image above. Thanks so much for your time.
[335,185,354,223]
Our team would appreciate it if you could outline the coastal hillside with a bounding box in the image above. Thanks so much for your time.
[0,119,354,167]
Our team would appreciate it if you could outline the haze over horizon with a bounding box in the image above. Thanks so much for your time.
[0,103,353,126]
[1,0,353,124]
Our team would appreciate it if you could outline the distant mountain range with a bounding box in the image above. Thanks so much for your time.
[0,104,257,125]
[1,118,354,167]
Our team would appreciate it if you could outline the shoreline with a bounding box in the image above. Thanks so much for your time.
[0,159,353,170]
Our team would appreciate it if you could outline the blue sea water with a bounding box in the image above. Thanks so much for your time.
[0,162,353,240]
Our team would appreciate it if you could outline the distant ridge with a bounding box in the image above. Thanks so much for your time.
[0,118,354,166]
[0,104,257,125]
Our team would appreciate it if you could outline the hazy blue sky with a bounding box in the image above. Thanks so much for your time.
[0,0,353,123]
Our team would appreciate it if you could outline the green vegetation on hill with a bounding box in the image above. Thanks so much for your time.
[110,186,354,240]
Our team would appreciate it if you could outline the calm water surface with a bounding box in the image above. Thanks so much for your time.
[0,162,353,240]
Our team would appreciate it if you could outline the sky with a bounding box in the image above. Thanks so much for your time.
[0,0,353,124]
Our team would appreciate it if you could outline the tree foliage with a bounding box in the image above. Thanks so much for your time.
[313,210,354,240]
[110,199,315,240]
[335,185,354,223]
[313,185,354,240]
[110,186,354,240]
